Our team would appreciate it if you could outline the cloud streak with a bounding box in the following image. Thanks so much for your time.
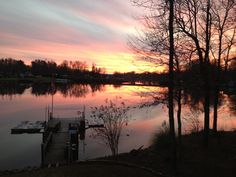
[0,0,144,73]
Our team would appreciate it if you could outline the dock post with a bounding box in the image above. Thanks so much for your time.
[41,143,45,167]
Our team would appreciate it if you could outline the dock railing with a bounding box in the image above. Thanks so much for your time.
[41,131,53,167]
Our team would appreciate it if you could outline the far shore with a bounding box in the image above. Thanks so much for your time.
[0,76,163,87]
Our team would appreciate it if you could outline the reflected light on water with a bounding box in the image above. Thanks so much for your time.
[0,84,236,170]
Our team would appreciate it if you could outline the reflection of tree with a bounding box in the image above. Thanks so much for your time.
[182,88,225,112]
[90,98,129,156]
[0,82,30,97]
[0,83,106,98]
[60,84,105,98]
[30,83,103,98]
[61,84,89,98]
[90,84,105,95]
[113,84,122,89]
[134,87,168,108]
[136,86,228,132]
[31,83,53,96]
[182,88,204,113]
[227,93,236,115]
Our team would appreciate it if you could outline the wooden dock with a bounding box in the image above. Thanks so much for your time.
[41,118,80,167]
[11,107,104,167]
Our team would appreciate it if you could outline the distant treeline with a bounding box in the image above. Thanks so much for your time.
[0,58,236,86]
[113,59,236,87]
[181,59,236,88]
[0,58,106,82]
[0,58,167,84]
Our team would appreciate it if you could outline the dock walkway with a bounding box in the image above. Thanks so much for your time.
[42,118,79,166]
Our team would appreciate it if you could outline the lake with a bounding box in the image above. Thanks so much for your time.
[0,83,236,170]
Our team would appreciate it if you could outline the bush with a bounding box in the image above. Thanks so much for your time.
[151,121,172,149]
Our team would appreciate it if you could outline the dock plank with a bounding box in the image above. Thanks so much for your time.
[44,132,69,165]
[43,119,72,165]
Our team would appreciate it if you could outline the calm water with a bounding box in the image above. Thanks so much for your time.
[0,83,236,170]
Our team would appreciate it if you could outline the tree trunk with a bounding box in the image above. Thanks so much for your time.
[177,87,182,143]
[213,88,219,133]
[203,0,211,147]
[168,0,177,173]
[213,22,224,134]
[203,77,210,147]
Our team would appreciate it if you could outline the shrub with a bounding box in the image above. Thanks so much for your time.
[151,121,172,149]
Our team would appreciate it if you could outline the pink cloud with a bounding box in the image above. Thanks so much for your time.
[0,0,145,73]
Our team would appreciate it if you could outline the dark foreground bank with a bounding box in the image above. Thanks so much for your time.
[0,161,160,177]
[103,131,236,177]
[1,131,236,177]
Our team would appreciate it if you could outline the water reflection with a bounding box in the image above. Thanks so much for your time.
[1,82,236,126]
[58,84,89,98]
[0,82,106,98]
[226,93,236,116]
[1,83,236,170]
[135,85,236,132]
[0,82,29,97]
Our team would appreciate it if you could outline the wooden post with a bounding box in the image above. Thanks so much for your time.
[67,132,71,164]
[41,143,45,167]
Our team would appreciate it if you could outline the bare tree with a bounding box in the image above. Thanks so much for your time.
[211,0,236,133]
[173,0,236,144]
[223,29,236,71]
[130,0,177,172]
[90,98,129,156]
[129,0,190,144]
[174,0,213,146]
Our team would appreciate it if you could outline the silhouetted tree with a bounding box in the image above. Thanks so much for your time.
[175,0,212,146]
[90,98,129,156]
[168,0,177,172]
[211,0,236,133]
[130,0,177,172]
[31,59,57,76]
[0,58,27,76]
[58,60,70,76]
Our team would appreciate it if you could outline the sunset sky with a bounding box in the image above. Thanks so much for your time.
[0,0,155,73]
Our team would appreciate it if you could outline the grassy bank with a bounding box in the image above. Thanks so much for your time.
[103,131,236,177]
